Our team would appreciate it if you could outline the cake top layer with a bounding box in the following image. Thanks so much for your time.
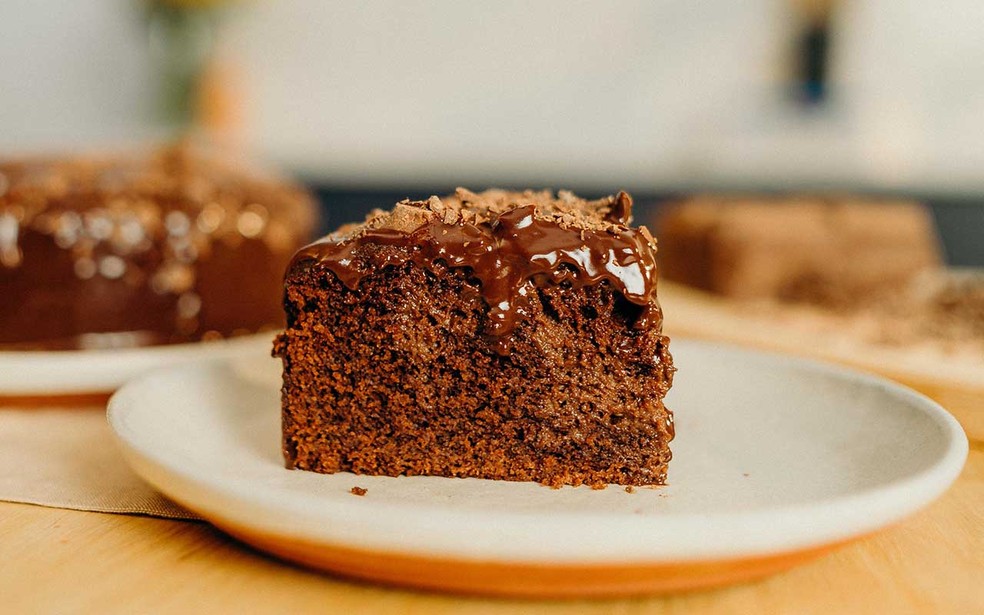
[0,145,184,199]
[1,143,312,213]
[328,188,634,241]
[292,188,662,348]
[0,143,316,270]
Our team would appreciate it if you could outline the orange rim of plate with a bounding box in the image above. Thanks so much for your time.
[212,516,852,598]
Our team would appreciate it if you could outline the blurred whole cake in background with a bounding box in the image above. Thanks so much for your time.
[0,143,317,350]
[655,196,984,353]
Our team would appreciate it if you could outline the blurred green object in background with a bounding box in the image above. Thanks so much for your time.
[146,0,230,132]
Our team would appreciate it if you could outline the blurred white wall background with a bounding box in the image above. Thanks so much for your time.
[223,1,785,189]
[0,1,981,193]
[834,0,984,191]
[0,0,154,147]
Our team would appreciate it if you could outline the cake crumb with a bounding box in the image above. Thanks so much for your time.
[624,486,636,494]
[349,486,367,496]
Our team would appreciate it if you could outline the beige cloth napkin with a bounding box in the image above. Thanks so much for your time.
[0,405,199,520]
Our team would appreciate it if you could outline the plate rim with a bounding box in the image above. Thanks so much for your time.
[0,331,276,396]
[107,339,969,566]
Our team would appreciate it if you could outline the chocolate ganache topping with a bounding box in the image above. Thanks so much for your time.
[290,188,662,347]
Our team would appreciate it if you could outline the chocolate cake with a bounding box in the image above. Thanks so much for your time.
[0,144,317,349]
[275,189,675,488]
[656,196,942,307]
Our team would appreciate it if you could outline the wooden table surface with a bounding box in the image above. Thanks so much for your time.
[1,445,980,614]
[2,288,983,613]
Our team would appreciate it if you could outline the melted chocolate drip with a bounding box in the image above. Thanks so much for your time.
[291,196,661,352]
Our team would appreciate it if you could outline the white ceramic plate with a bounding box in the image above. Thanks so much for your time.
[0,333,275,397]
[107,340,967,597]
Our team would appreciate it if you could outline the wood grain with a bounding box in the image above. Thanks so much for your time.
[0,391,111,408]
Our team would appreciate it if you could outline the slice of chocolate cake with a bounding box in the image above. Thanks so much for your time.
[274,189,674,488]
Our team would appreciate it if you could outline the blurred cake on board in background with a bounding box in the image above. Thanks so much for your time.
[0,142,318,350]
[656,196,943,308]
[653,195,983,388]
